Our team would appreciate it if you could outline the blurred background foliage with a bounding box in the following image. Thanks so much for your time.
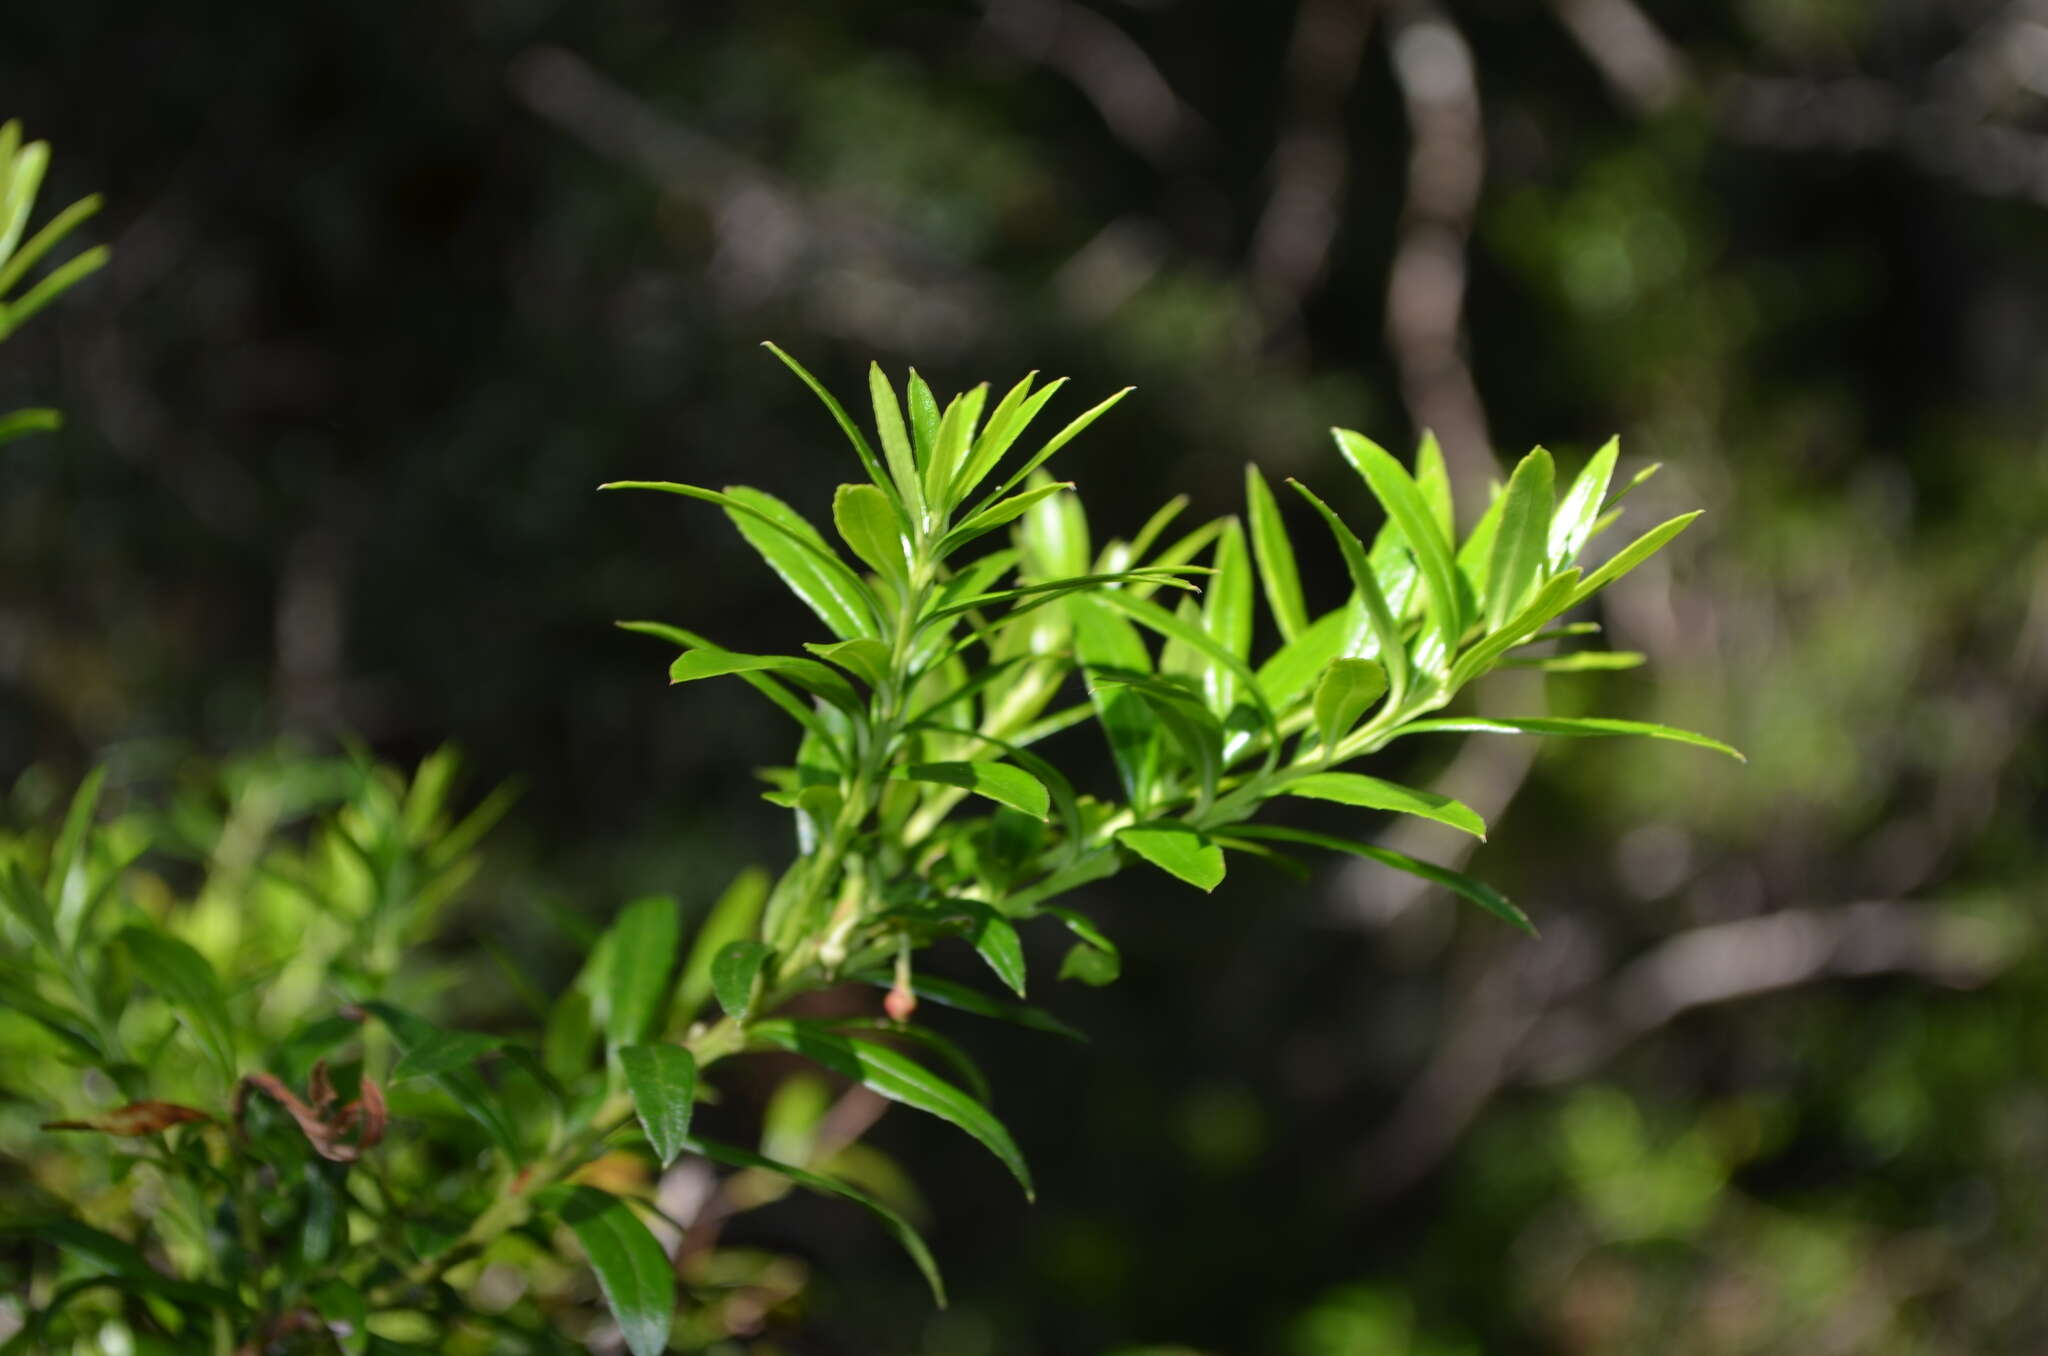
[4,0,2048,1351]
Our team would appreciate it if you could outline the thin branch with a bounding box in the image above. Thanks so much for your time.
[1549,0,1690,114]
[980,0,1209,167]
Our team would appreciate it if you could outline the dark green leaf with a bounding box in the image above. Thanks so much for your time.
[760,342,897,506]
[681,1132,947,1305]
[312,1279,368,1356]
[550,1186,675,1356]
[806,637,893,688]
[749,1020,1033,1197]
[712,939,772,1020]
[358,1002,523,1157]
[674,867,770,1022]
[1227,825,1534,934]
[619,1043,697,1168]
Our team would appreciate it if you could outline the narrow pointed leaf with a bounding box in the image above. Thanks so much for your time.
[1256,600,1370,709]
[391,1030,503,1083]
[983,386,1134,506]
[750,1020,1033,1197]
[1568,511,1702,606]
[806,637,893,688]
[1485,447,1556,630]
[358,1002,522,1156]
[760,343,897,504]
[681,1133,947,1305]
[1393,715,1744,761]
[671,647,862,713]
[550,1187,675,1356]
[870,364,926,517]
[619,1043,696,1168]
[1550,437,1618,567]
[891,761,1050,820]
[1245,464,1309,640]
[1282,771,1486,837]
[1333,429,1465,652]
[1413,431,1456,541]
[1288,480,1410,705]
[906,370,942,465]
[939,481,1073,554]
[674,868,770,1022]
[1229,825,1534,934]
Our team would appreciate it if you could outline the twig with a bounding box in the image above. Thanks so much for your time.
[980,0,1209,167]
[1549,0,1689,114]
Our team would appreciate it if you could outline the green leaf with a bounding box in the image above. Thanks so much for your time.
[749,1020,1034,1198]
[948,902,1026,997]
[1116,822,1225,892]
[1485,447,1556,630]
[925,383,986,510]
[1244,464,1309,641]
[1047,906,1121,986]
[1549,436,1618,567]
[890,761,1050,820]
[1567,511,1702,606]
[619,1043,697,1168]
[854,969,1085,1041]
[1094,588,1279,758]
[1255,600,1368,709]
[1333,430,1465,656]
[599,896,682,1049]
[833,482,909,584]
[906,370,943,466]
[550,1186,675,1356]
[0,244,106,337]
[681,1132,947,1305]
[1287,481,1411,707]
[1312,658,1387,752]
[0,408,60,445]
[805,637,893,688]
[358,1002,522,1157]
[980,386,1133,508]
[1393,715,1745,761]
[600,481,879,638]
[670,646,863,713]
[712,939,772,1020]
[870,363,926,519]
[391,1029,503,1082]
[118,927,235,1080]
[1413,431,1456,541]
[1503,649,1646,672]
[1068,594,1164,804]
[312,1279,369,1356]
[1281,771,1487,838]
[1227,825,1534,934]
[760,342,897,506]
[623,621,847,758]
[673,867,770,1022]
[2,1216,238,1310]
[1201,518,1253,716]
[0,192,100,302]
[939,480,1073,555]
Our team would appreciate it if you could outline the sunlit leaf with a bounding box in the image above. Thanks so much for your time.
[1226,825,1534,934]
[1485,447,1555,630]
[1281,771,1486,838]
[1393,715,1744,761]
[1311,658,1387,753]
[891,760,1050,820]
[1116,822,1225,892]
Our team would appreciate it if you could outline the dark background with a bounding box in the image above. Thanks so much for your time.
[6,2,2048,1352]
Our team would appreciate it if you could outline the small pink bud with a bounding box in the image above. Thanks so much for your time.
[884,982,917,1023]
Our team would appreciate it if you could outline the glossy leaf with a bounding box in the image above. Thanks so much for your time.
[682,1132,947,1305]
[1116,822,1226,892]
[1287,481,1411,706]
[118,927,235,1080]
[749,1019,1034,1197]
[712,939,772,1020]
[1504,649,1646,672]
[834,482,909,584]
[981,386,1133,507]
[1048,906,1121,986]
[1228,825,1534,934]
[869,363,925,518]
[1550,436,1618,566]
[906,370,943,465]
[671,646,863,713]
[1256,600,1369,709]
[1567,511,1702,606]
[1312,658,1387,752]
[955,902,1026,997]
[1282,771,1487,838]
[1333,429,1465,653]
[1202,518,1253,714]
[806,637,893,688]
[760,342,897,504]
[1245,464,1309,640]
[1485,447,1555,630]
[891,760,1050,820]
[939,480,1073,554]
[1393,715,1745,761]
[550,1186,675,1356]
[619,1043,696,1168]
[925,383,986,509]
